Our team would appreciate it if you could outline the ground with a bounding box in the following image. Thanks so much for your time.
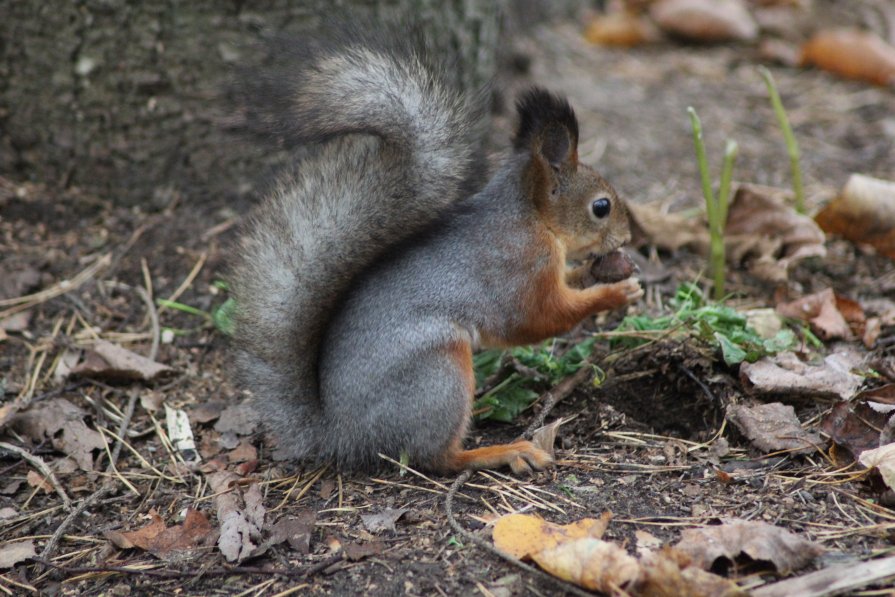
[2,7,895,597]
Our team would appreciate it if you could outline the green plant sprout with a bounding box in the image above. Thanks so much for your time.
[612,283,800,366]
[472,337,600,422]
[759,66,805,214]
[687,107,738,301]
[155,296,235,336]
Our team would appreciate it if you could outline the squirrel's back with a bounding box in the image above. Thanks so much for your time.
[230,22,489,460]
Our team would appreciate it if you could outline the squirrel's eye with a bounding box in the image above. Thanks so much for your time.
[591,197,611,219]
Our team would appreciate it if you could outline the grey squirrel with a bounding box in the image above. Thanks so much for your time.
[231,23,642,474]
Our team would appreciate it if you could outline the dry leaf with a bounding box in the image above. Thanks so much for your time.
[675,520,824,575]
[207,472,265,563]
[780,291,848,339]
[106,512,168,550]
[71,339,174,382]
[629,201,710,253]
[343,541,385,561]
[801,29,895,87]
[227,441,258,464]
[530,419,563,460]
[360,507,408,534]
[744,309,784,340]
[532,538,640,593]
[815,174,895,259]
[821,384,895,461]
[0,539,36,569]
[636,547,747,596]
[728,402,821,455]
[492,512,611,560]
[859,443,895,491]
[584,11,657,47]
[725,185,826,283]
[214,402,259,435]
[740,349,864,401]
[10,398,105,472]
[267,511,316,554]
[650,0,758,42]
[26,470,53,494]
[776,289,857,341]
[189,400,226,424]
[105,509,214,560]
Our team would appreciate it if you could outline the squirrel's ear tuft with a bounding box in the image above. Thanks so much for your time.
[513,87,579,168]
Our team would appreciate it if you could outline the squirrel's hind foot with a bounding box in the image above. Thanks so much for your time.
[442,440,553,475]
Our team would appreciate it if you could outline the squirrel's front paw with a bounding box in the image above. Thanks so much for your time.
[610,277,644,305]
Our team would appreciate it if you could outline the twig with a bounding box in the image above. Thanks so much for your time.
[524,362,594,440]
[752,555,895,597]
[157,251,208,314]
[0,442,71,510]
[0,253,111,316]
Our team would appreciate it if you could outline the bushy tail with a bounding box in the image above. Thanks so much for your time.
[230,22,488,460]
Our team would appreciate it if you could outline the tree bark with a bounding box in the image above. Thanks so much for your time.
[0,1,500,208]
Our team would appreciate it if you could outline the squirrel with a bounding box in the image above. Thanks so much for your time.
[230,23,643,475]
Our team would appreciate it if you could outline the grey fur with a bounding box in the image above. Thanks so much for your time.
[231,27,487,463]
[232,26,632,471]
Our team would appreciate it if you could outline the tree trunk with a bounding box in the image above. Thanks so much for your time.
[0,1,500,208]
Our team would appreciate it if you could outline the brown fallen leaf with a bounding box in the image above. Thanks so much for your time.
[650,0,758,43]
[801,29,895,87]
[629,201,710,253]
[360,507,408,534]
[214,402,260,436]
[636,547,747,596]
[71,339,174,382]
[343,540,385,561]
[9,398,105,472]
[105,512,168,550]
[106,509,214,560]
[740,349,865,401]
[227,441,258,464]
[725,185,826,283]
[776,288,860,341]
[532,537,640,593]
[821,384,895,462]
[492,512,611,560]
[189,400,227,424]
[675,519,824,575]
[267,511,316,555]
[815,174,895,259]
[25,470,53,494]
[0,539,36,569]
[728,402,821,455]
[584,11,657,47]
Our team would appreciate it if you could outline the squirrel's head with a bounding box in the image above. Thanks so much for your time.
[514,88,631,261]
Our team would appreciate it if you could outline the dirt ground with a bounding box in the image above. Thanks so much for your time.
[2,6,895,597]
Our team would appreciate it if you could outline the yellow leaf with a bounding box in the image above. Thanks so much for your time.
[532,538,640,592]
[492,512,611,560]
